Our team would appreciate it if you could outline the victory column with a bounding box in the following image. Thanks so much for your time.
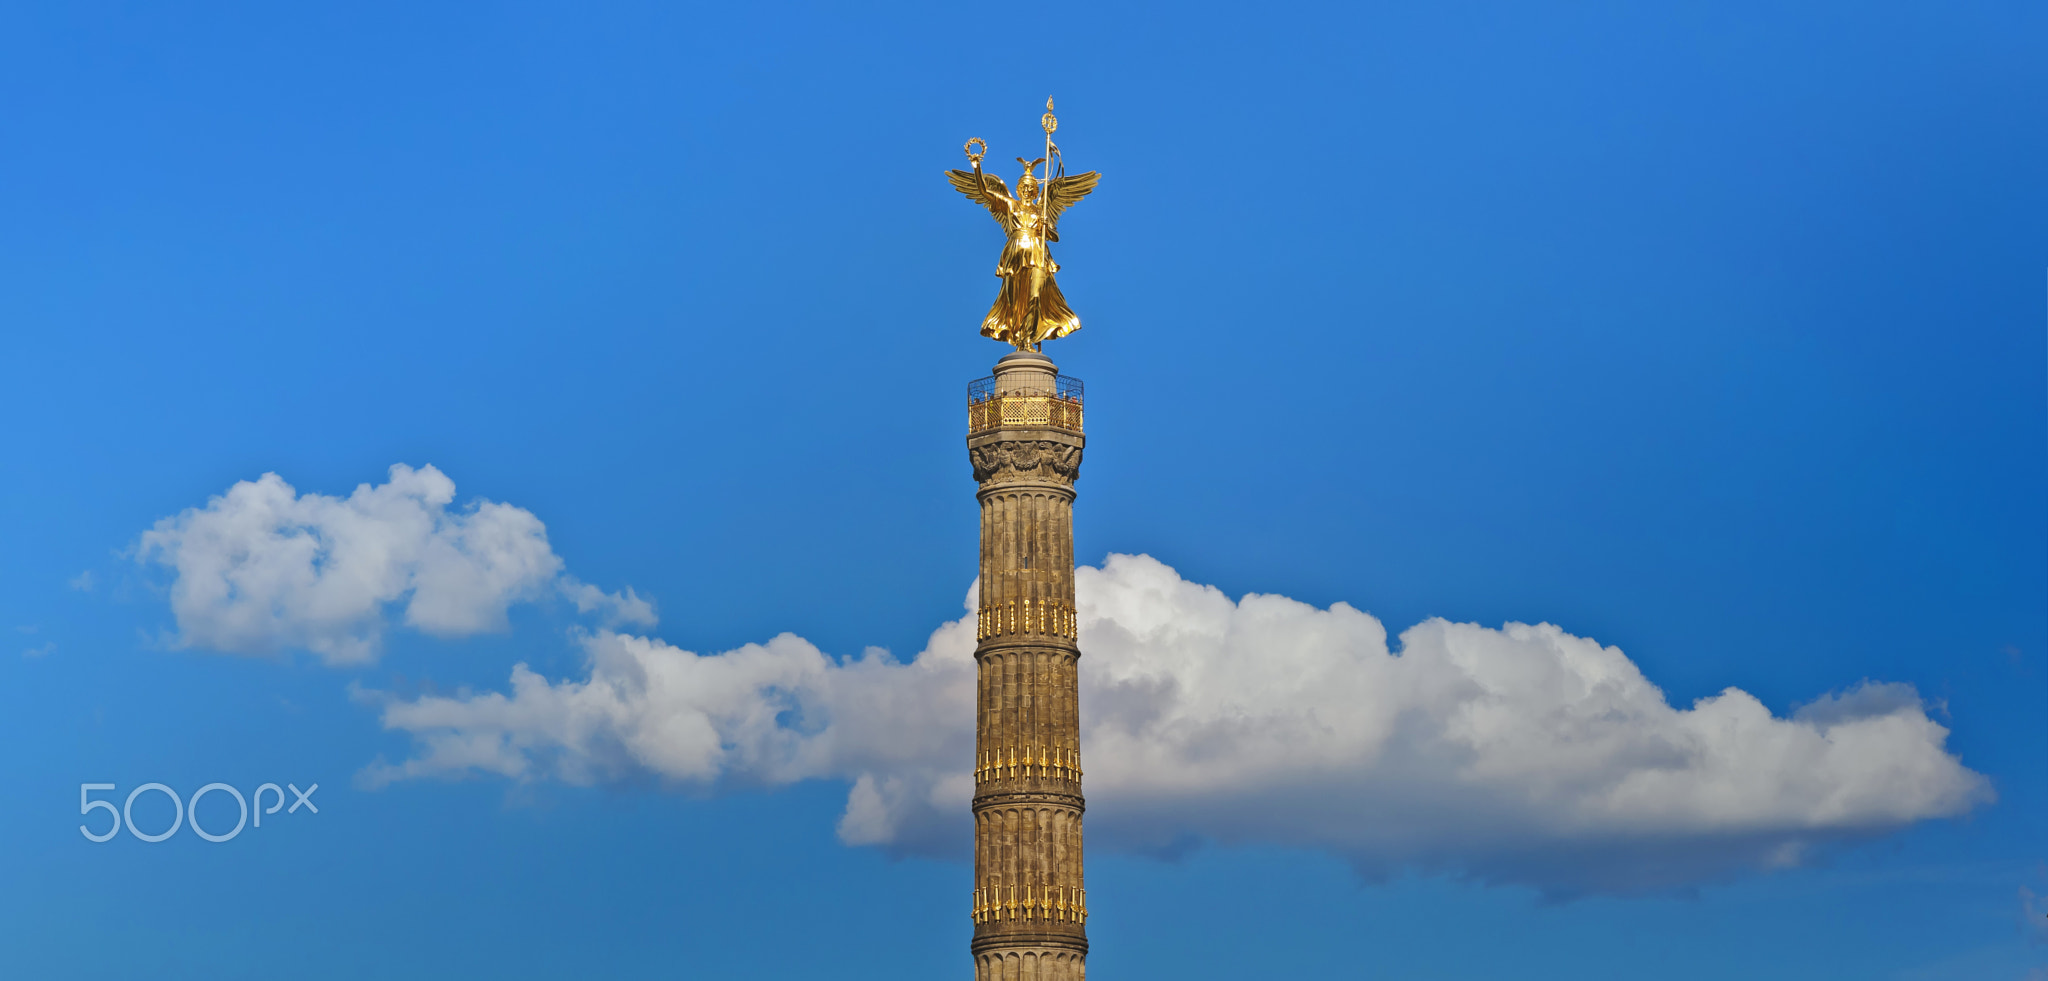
[947,100,1100,981]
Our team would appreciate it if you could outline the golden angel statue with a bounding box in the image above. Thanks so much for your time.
[946,106,1100,351]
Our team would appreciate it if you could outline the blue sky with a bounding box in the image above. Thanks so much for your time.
[1,2,2043,978]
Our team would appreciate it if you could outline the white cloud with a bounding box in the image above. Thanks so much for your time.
[360,552,1992,895]
[562,578,658,629]
[2024,885,2048,945]
[357,626,975,857]
[69,570,94,592]
[138,465,651,665]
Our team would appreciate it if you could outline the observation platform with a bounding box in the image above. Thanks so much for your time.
[967,373,1084,436]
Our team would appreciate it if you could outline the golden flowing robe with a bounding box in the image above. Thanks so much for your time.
[984,198,1078,348]
[947,161,1100,351]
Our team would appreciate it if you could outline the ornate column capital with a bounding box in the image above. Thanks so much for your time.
[969,437,1085,487]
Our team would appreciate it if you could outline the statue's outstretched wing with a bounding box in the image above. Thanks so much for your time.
[1045,171,1100,228]
[946,169,1014,224]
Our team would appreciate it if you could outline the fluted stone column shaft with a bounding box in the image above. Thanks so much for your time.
[967,351,1087,981]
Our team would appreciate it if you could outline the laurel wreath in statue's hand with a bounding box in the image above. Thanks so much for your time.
[964,138,987,165]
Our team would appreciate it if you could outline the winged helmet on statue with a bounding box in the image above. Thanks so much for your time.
[946,99,1101,351]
